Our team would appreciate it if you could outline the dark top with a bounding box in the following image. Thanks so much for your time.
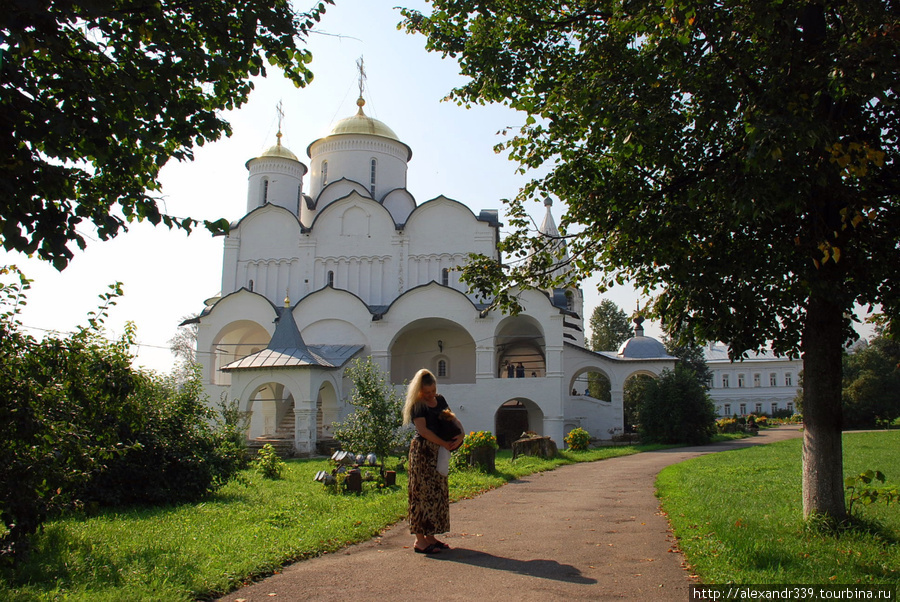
[412,394,459,442]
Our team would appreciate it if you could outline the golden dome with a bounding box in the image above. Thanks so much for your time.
[328,98,400,141]
[258,134,299,161]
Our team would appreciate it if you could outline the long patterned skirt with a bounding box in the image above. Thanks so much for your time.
[407,437,450,535]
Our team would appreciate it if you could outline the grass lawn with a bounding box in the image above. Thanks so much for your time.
[0,443,660,601]
[657,430,900,587]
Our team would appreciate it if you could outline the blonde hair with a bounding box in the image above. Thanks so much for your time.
[403,368,436,425]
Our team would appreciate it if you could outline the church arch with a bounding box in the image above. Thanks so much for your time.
[494,398,544,448]
[495,315,546,378]
[389,317,476,384]
[210,319,270,385]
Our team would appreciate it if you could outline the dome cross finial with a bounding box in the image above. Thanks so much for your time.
[356,56,367,114]
[276,99,285,146]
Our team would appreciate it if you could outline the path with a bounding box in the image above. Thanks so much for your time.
[218,426,803,602]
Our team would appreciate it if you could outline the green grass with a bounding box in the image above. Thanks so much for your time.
[0,443,661,601]
[656,431,900,587]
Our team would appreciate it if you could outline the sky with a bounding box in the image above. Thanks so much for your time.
[9,0,862,374]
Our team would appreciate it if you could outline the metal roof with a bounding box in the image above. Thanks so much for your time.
[221,343,364,371]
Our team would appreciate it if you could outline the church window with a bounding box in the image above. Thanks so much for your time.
[737,373,745,388]
[327,270,334,287]
[322,161,328,187]
[261,178,269,205]
[753,373,761,387]
[441,268,449,286]
[370,158,377,196]
[437,358,448,378]
[769,372,777,386]
[785,373,793,387]
[722,374,730,388]
[296,184,302,214]
[249,279,254,292]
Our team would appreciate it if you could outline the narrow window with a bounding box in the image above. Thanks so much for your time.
[737,374,745,388]
[787,402,794,413]
[437,359,447,378]
[739,403,746,415]
[297,184,302,214]
[753,373,761,387]
[370,158,377,196]
[785,373,793,387]
[769,373,777,387]
[755,403,762,414]
[249,279,254,292]
[322,161,328,187]
[565,290,574,311]
[722,374,730,388]
[771,402,779,414]
[327,270,334,287]
[261,178,269,205]
[441,268,449,286]
[724,404,731,416]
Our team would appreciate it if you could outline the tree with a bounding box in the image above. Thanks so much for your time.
[664,336,713,389]
[403,0,900,522]
[638,365,717,446]
[842,336,900,428]
[589,299,633,352]
[1,0,332,269]
[332,358,410,472]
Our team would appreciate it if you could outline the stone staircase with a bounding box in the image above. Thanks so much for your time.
[247,411,296,458]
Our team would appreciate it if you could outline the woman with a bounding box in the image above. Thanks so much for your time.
[403,368,464,554]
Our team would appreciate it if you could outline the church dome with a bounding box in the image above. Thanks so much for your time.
[328,98,400,141]
[258,141,299,162]
[617,313,671,359]
[618,335,669,359]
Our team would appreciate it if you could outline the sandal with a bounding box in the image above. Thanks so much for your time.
[414,543,441,554]
[433,539,450,549]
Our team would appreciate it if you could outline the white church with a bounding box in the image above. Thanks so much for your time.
[192,89,676,455]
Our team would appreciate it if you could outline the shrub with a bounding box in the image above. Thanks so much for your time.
[716,417,740,433]
[451,431,498,471]
[332,358,411,472]
[564,427,591,450]
[638,364,717,445]
[79,366,246,506]
[252,444,285,479]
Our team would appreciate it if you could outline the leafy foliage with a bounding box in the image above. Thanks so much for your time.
[1,0,333,269]
[637,365,717,445]
[79,365,247,506]
[332,358,409,472]
[402,0,900,519]
[564,427,591,451]
[844,470,900,518]
[1,268,137,562]
[0,267,244,563]
[252,444,285,480]
[664,336,713,389]
[842,336,900,428]
[589,299,633,352]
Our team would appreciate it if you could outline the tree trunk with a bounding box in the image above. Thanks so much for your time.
[801,294,847,521]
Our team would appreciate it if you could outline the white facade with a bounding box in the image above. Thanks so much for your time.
[704,343,802,417]
[193,97,676,455]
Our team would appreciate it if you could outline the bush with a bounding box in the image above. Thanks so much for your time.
[638,364,717,445]
[332,358,411,472]
[79,367,246,506]
[564,427,591,450]
[252,444,285,479]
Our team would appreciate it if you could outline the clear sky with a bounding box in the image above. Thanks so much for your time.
[12,0,855,374]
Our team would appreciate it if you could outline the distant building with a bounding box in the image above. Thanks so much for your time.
[190,88,675,454]
[704,343,802,417]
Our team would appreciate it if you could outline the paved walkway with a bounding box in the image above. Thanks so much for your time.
[218,426,802,602]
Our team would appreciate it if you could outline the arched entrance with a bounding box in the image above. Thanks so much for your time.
[494,398,544,448]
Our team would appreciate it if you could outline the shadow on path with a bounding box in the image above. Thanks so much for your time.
[428,547,597,585]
